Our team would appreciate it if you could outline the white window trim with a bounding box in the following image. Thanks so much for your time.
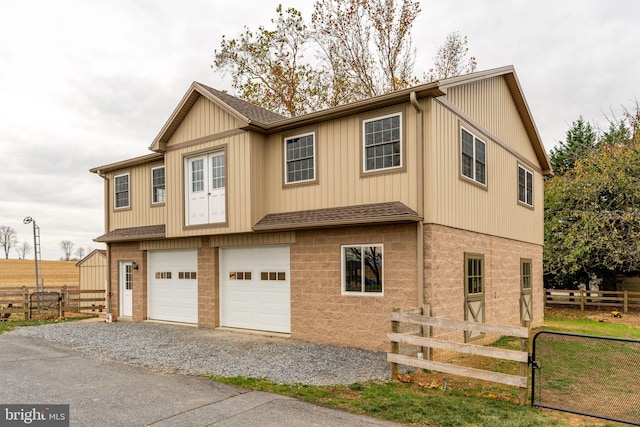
[151,166,165,205]
[341,244,384,296]
[284,131,316,184]
[362,112,403,173]
[114,173,130,209]
[518,164,534,207]
[460,126,487,186]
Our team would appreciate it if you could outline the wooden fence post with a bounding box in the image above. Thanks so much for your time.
[580,289,585,311]
[390,308,400,380]
[22,287,29,320]
[520,321,531,405]
[60,286,67,318]
[624,290,629,314]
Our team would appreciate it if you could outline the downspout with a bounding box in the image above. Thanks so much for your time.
[97,170,113,321]
[410,92,425,314]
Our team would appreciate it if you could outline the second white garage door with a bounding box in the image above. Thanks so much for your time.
[148,249,198,324]
[220,245,290,333]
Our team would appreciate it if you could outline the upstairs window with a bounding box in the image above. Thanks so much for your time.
[363,113,402,172]
[151,166,165,204]
[114,173,130,209]
[518,165,534,207]
[285,132,315,184]
[461,127,486,185]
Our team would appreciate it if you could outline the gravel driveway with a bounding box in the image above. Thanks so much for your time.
[7,321,391,386]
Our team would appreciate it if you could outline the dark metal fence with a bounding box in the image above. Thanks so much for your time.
[29,291,60,320]
[532,331,640,425]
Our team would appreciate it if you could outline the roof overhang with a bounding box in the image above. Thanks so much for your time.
[94,225,166,243]
[90,153,164,175]
[253,202,422,232]
[248,83,445,135]
[439,65,552,175]
[149,82,255,152]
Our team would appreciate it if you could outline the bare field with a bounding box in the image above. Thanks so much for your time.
[0,259,79,288]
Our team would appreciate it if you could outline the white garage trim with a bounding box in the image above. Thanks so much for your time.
[220,245,290,333]
[148,249,198,324]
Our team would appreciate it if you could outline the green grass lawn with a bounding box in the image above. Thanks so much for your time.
[204,311,636,427]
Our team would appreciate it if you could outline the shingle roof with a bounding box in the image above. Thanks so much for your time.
[253,202,421,231]
[95,225,165,243]
[198,84,286,124]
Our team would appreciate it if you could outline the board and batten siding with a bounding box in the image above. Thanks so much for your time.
[108,162,167,231]
[164,132,255,238]
[446,76,539,167]
[423,91,544,246]
[78,251,106,291]
[167,96,243,146]
[258,105,420,216]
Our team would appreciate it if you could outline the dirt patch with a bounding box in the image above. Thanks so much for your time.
[544,306,640,327]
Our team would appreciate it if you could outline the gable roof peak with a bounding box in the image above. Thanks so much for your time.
[150,81,287,152]
[195,83,286,125]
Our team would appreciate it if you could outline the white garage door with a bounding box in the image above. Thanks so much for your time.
[148,249,198,324]
[220,245,290,333]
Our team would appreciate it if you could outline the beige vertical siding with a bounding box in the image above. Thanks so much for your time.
[108,162,167,231]
[424,79,544,245]
[78,252,106,292]
[164,132,254,237]
[105,76,544,247]
[258,105,420,217]
[168,96,242,146]
[446,76,539,163]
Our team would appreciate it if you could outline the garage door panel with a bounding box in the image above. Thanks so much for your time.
[220,246,290,333]
[148,250,198,324]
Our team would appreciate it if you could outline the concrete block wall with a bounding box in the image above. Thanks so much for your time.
[423,223,543,346]
[198,242,218,328]
[290,223,419,351]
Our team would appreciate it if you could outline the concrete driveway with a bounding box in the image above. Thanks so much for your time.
[0,334,400,426]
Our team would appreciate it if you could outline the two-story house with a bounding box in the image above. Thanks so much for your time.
[91,65,551,351]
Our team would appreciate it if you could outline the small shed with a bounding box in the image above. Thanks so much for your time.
[76,249,107,313]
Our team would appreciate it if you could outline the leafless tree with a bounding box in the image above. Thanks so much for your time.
[15,241,32,260]
[213,1,422,116]
[427,31,477,81]
[0,226,18,259]
[76,247,86,260]
[60,240,75,261]
[312,0,421,103]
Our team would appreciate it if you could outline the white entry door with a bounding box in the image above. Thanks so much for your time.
[119,261,133,317]
[186,151,225,226]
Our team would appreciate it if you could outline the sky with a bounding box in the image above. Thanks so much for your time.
[1,0,639,260]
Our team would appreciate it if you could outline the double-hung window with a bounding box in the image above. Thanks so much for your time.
[342,244,383,294]
[114,173,130,209]
[363,113,402,172]
[461,127,486,185]
[151,166,165,204]
[518,165,534,207]
[285,132,315,184]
